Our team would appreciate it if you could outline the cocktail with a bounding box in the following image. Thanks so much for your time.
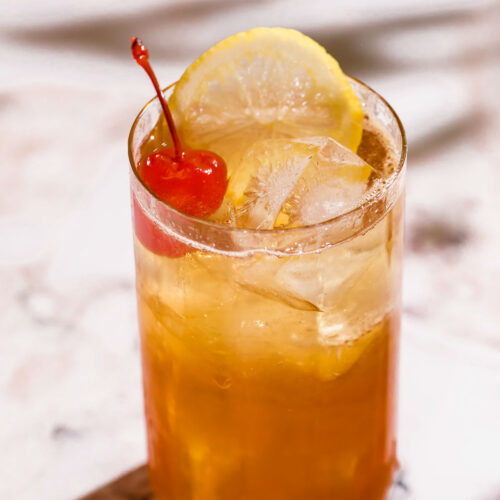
[128,29,406,499]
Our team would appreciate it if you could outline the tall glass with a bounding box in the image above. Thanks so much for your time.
[128,79,406,500]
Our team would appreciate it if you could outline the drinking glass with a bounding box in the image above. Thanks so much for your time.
[128,79,406,500]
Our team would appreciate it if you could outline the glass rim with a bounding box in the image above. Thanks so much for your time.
[128,77,407,244]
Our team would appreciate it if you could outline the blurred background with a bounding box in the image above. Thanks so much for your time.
[1,0,499,499]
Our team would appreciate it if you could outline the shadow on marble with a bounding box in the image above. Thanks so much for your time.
[307,4,500,77]
[3,0,269,61]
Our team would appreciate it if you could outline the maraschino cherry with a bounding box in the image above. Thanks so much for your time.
[131,37,228,256]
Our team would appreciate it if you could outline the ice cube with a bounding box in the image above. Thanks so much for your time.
[232,241,390,350]
[284,137,377,227]
[228,136,376,229]
[230,139,316,229]
[232,235,383,312]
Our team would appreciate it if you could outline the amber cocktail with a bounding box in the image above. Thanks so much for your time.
[128,29,406,500]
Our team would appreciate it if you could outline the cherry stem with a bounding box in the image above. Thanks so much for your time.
[131,37,182,161]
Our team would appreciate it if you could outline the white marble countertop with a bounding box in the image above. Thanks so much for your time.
[1,1,499,499]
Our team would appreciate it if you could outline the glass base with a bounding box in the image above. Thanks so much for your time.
[387,470,410,499]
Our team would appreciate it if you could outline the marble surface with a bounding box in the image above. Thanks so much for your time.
[1,1,500,499]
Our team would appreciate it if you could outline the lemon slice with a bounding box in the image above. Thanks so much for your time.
[170,27,363,175]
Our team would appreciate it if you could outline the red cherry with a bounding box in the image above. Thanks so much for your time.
[131,37,228,257]
[138,149,228,219]
[132,197,188,257]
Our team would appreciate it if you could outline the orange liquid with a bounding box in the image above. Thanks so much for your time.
[139,311,399,499]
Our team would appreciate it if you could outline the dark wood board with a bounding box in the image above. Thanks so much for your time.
[78,465,152,500]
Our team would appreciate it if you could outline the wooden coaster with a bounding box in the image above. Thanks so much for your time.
[78,465,152,499]
[77,464,409,499]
